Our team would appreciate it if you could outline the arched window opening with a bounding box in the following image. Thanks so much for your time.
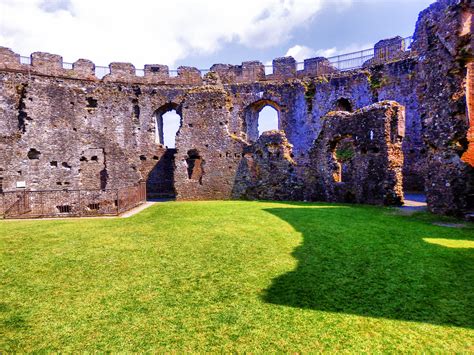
[155,105,181,148]
[186,149,204,184]
[258,105,279,137]
[244,99,281,142]
[332,136,355,183]
[335,98,353,112]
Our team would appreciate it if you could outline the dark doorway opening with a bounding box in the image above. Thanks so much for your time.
[335,98,353,112]
[186,149,204,184]
[147,149,177,199]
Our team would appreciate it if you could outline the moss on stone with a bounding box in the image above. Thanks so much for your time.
[302,80,316,112]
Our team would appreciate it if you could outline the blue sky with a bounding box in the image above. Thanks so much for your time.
[161,111,181,148]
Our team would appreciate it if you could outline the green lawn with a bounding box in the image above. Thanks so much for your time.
[1,201,473,352]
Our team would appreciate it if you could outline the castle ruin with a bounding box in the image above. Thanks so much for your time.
[0,0,472,217]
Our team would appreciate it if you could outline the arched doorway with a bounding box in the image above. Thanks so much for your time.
[147,103,182,199]
[334,97,353,112]
[331,135,356,184]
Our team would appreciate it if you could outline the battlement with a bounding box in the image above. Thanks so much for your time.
[0,36,414,85]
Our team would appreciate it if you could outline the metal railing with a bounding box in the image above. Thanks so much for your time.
[0,182,146,219]
[326,48,377,71]
[16,36,413,78]
[323,36,413,71]
[264,36,414,73]
[19,56,31,65]
[94,65,110,78]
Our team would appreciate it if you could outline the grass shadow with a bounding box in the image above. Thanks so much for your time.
[262,205,474,328]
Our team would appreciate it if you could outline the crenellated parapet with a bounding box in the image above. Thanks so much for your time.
[0,47,206,85]
[0,35,415,86]
[210,61,266,83]
[210,56,339,83]
[273,57,297,78]
[0,47,22,70]
[72,59,96,79]
[363,36,412,67]
[302,57,337,76]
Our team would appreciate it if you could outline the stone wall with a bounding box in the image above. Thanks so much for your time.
[0,0,472,216]
[232,130,302,200]
[411,0,473,215]
[374,59,423,191]
[306,101,405,205]
[173,86,245,200]
[0,73,175,192]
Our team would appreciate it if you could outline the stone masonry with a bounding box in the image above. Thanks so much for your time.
[306,101,405,205]
[0,0,472,216]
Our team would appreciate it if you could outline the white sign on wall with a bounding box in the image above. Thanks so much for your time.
[16,181,26,188]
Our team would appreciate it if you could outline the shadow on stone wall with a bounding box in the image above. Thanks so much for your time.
[146,149,176,199]
[261,205,474,328]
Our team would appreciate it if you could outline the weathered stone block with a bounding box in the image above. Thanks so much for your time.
[73,59,95,79]
[31,52,63,75]
[176,66,202,85]
[241,61,265,81]
[374,36,405,61]
[144,64,169,82]
[0,47,21,70]
[272,57,296,78]
[103,62,137,82]
[411,0,473,215]
[210,64,238,83]
[303,57,337,76]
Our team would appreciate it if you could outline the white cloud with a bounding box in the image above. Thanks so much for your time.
[0,0,352,68]
[314,47,338,58]
[285,45,317,62]
[285,42,374,62]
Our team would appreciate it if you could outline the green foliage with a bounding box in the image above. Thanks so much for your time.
[336,146,355,162]
[318,75,329,84]
[336,139,355,162]
[367,66,389,91]
[303,80,316,112]
[368,73,382,90]
[1,201,473,352]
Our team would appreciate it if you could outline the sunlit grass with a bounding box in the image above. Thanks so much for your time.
[1,201,473,352]
[424,238,474,249]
